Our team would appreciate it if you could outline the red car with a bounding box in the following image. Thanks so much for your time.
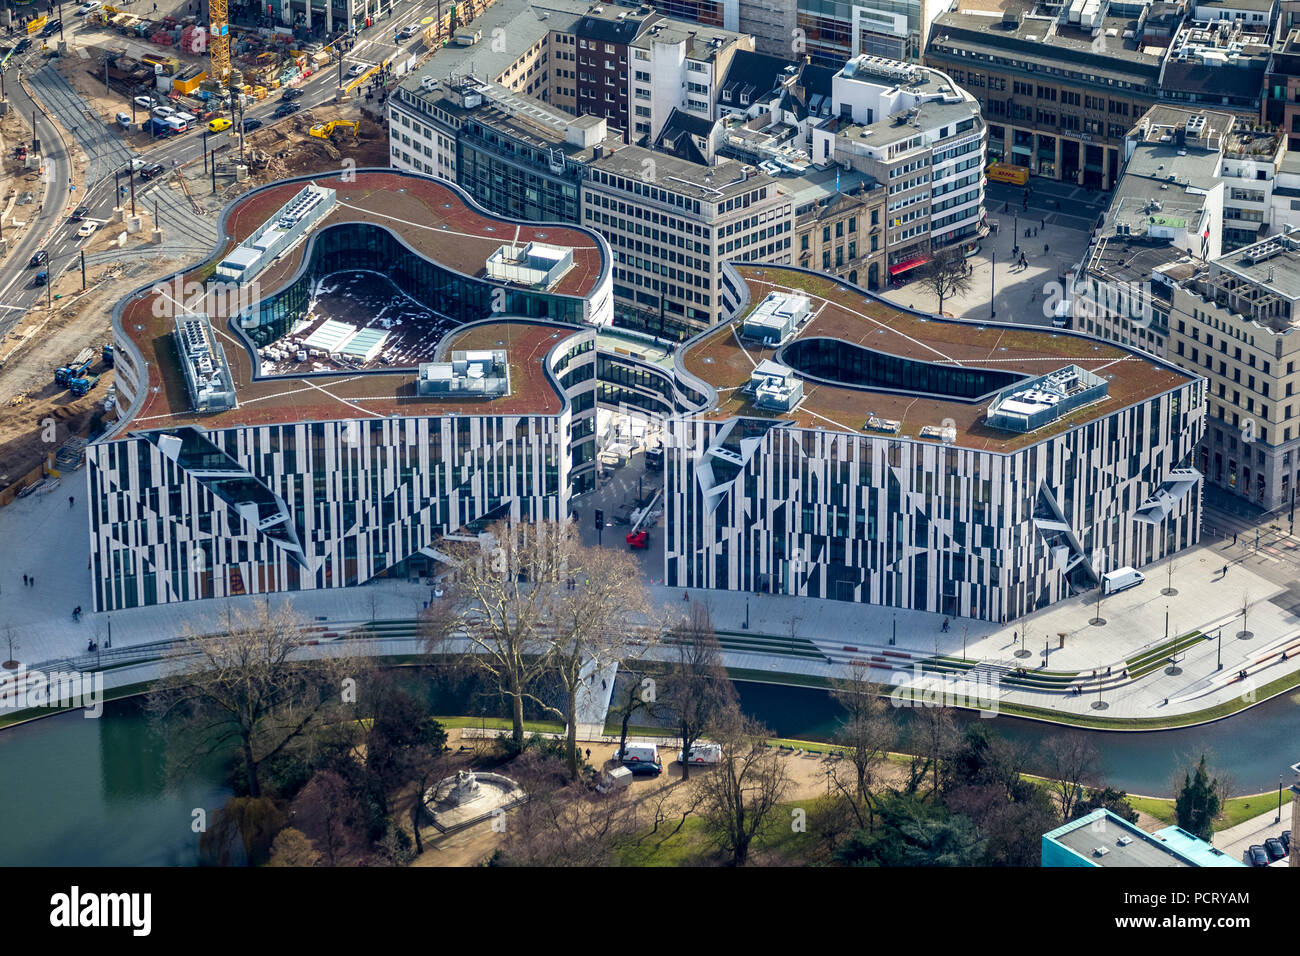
[626,530,648,549]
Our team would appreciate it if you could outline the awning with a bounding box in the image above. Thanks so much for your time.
[889,255,931,276]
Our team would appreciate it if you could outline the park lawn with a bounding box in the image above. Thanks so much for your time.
[1127,791,1282,831]
[434,716,565,735]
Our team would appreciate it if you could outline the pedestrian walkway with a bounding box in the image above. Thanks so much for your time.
[4,467,1299,726]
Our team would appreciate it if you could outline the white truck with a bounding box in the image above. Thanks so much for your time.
[677,742,722,765]
[1102,566,1144,595]
[613,742,661,774]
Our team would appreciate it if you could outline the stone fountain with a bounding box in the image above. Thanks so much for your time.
[423,769,526,833]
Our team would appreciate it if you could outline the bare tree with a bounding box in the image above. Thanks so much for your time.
[828,660,895,828]
[907,704,956,797]
[609,661,658,773]
[2,623,18,668]
[267,827,321,867]
[421,521,566,751]
[662,603,736,781]
[918,246,973,317]
[536,524,653,779]
[695,706,790,865]
[148,605,358,798]
[1042,733,1101,821]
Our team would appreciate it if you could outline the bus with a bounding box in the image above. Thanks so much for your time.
[986,162,1030,186]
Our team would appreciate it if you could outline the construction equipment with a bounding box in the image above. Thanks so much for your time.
[209,0,230,83]
[55,348,96,388]
[69,373,101,397]
[308,120,359,140]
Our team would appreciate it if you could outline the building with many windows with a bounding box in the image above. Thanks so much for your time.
[582,145,794,334]
[1168,229,1300,510]
[628,18,753,142]
[93,170,615,611]
[665,264,1204,622]
[812,54,986,278]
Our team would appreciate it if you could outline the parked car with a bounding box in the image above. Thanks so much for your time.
[69,205,89,221]
[240,118,263,133]
[1282,830,1291,853]
[207,116,231,132]
[115,112,132,128]
[677,743,722,765]
[272,103,300,118]
[75,1,102,15]
[76,222,98,239]
[139,162,165,180]
[280,87,304,100]
[41,19,62,36]
[133,95,155,110]
[399,24,419,39]
[151,104,176,119]
[1245,844,1270,867]
[612,743,662,775]
[1264,837,1287,862]
[29,250,48,268]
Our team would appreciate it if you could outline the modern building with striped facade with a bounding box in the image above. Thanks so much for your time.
[92,171,612,612]
[663,264,1206,623]
[94,172,1206,624]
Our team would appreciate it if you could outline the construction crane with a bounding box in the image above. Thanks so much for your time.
[209,0,231,84]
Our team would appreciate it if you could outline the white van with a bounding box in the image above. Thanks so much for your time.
[1102,566,1144,595]
[677,743,722,765]
[1052,299,1072,329]
[165,116,188,133]
[613,743,661,774]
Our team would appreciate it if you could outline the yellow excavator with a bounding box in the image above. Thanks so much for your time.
[309,120,359,140]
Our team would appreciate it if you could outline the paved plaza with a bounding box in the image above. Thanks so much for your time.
[3,459,1299,726]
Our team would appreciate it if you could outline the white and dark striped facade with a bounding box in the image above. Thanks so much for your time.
[90,324,600,612]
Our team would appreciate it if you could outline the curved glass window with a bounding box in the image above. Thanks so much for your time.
[779,337,1027,401]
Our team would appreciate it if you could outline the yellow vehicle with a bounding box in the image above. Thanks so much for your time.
[309,120,359,139]
[207,116,232,132]
[27,14,48,34]
[986,161,1030,186]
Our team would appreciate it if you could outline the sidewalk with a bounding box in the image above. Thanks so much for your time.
[3,468,1299,725]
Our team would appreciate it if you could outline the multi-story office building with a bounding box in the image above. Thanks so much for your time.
[788,165,888,288]
[94,170,615,610]
[582,145,793,335]
[796,0,951,65]
[390,75,622,222]
[558,4,665,137]
[1168,229,1300,510]
[665,263,1204,622]
[812,54,985,277]
[1264,26,1300,151]
[1160,16,1272,116]
[94,173,1205,623]
[926,3,1165,187]
[628,19,753,142]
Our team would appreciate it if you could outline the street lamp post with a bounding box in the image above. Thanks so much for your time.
[891,614,896,646]
[1278,775,1285,823]
[990,248,995,320]
[1216,627,1222,670]
[1164,605,1169,643]
[743,599,749,630]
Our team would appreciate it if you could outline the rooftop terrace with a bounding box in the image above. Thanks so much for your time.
[113,170,605,434]
[680,266,1195,452]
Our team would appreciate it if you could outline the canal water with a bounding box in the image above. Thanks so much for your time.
[1,679,1297,865]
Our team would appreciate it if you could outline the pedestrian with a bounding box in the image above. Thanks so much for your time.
[68,494,74,508]
[23,574,28,586]
[585,748,591,760]
[1045,243,1050,255]
[1040,218,1045,229]
[1222,563,1228,575]
[1233,531,1237,544]
[29,576,33,587]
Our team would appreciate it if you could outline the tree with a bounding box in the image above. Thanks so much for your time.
[1072,787,1139,824]
[662,603,736,781]
[906,704,955,796]
[356,670,448,854]
[148,605,358,799]
[267,827,321,867]
[828,660,895,829]
[609,661,658,771]
[534,522,653,779]
[422,521,567,752]
[2,623,18,668]
[695,707,790,866]
[1174,755,1223,841]
[918,246,972,317]
[1042,733,1101,821]
[834,792,984,867]
[200,796,286,866]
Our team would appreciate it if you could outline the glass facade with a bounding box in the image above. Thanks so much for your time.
[245,222,589,349]
[781,336,1026,399]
